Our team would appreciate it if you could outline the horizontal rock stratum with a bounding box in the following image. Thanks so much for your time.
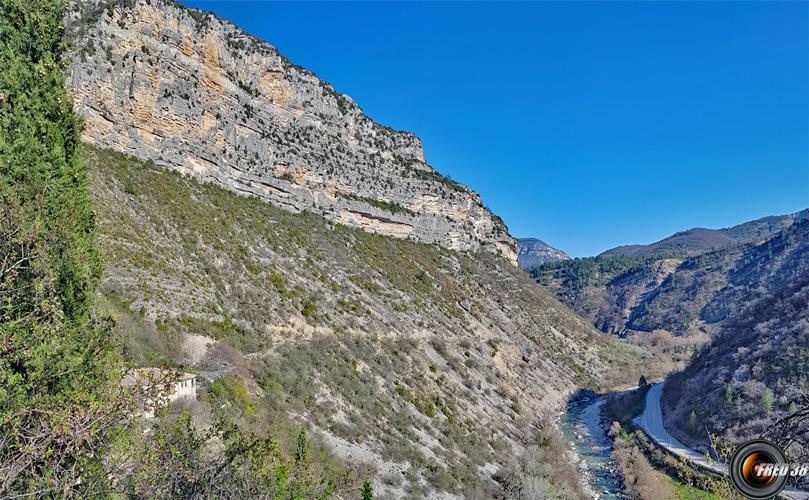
[65,0,517,264]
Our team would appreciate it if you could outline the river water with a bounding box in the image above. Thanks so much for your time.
[560,392,624,499]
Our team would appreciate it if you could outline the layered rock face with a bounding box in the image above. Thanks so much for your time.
[64,0,516,263]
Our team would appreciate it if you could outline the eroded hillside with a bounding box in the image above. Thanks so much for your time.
[662,220,809,462]
[87,145,634,498]
[531,213,809,376]
[64,0,515,263]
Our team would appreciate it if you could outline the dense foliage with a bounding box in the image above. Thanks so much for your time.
[529,253,676,296]
[126,412,338,499]
[0,0,105,408]
[0,2,355,497]
[663,221,809,485]
[0,0,123,494]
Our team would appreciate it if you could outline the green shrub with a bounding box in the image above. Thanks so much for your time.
[0,0,123,493]
[207,375,255,416]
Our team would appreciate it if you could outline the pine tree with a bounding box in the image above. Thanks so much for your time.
[361,480,373,500]
[638,375,648,388]
[294,427,309,465]
[723,384,734,406]
[761,388,774,415]
[0,0,121,493]
[788,402,798,416]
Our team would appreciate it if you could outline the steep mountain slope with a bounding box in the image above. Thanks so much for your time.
[534,211,808,338]
[661,220,809,461]
[516,238,569,270]
[87,145,628,498]
[601,210,807,257]
[57,2,652,495]
[64,0,515,263]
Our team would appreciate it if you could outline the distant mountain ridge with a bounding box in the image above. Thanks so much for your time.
[601,209,809,257]
[532,208,809,339]
[517,238,569,269]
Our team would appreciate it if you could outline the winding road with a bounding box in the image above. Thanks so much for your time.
[633,382,726,474]
[634,382,808,500]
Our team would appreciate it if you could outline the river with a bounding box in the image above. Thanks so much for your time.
[560,391,624,499]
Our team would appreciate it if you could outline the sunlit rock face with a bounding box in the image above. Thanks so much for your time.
[65,0,516,264]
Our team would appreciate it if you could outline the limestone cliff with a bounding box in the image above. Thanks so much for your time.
[64,0,516,263]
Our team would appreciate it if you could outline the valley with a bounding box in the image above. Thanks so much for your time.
[59,1,660,495]
[538,216,809,499]
[76,0,806,495]
[70,2,809,494]
[1,0,804,497]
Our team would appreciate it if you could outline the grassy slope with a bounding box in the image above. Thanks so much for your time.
[88,145,638,498]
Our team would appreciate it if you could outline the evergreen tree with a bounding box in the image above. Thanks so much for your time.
[0,0,121,493]
[761,388,774,415]
[723,384,734,406]
[361,479,373,500]
[688,410,697,430]
[294,427,309,465]
[788,402,798,416]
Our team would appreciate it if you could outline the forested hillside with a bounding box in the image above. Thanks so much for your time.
[662,220,809,469]
[531,215,809,376]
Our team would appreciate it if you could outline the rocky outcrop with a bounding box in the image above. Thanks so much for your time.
[516,238,569,269]
[64,0,516,263]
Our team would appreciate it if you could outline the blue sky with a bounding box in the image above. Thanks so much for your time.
[185,1,808,256]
